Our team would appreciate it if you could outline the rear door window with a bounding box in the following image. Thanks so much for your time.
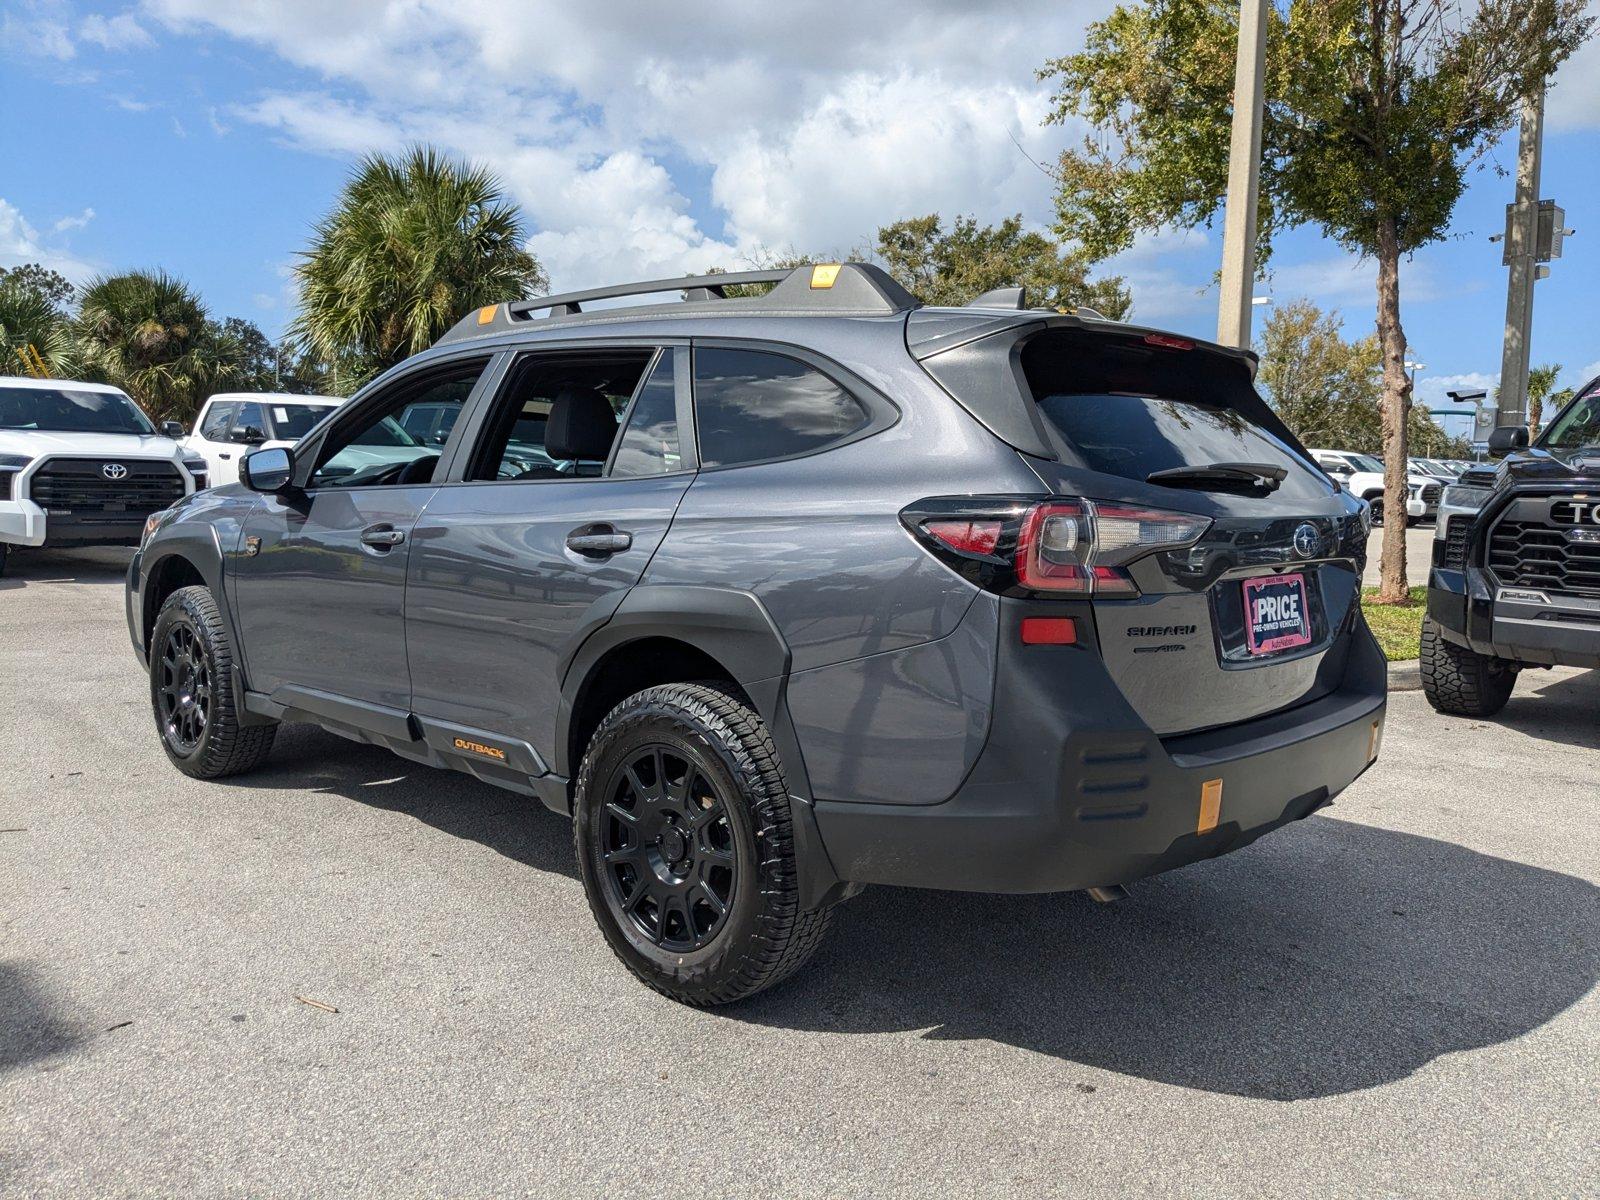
[693,347,869,467]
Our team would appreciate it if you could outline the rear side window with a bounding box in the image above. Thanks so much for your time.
[1021,330,1330,502]
[693,347,868,467]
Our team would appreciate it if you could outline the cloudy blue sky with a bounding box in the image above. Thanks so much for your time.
[3,0,1597,435]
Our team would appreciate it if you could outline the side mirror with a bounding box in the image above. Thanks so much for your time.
[241,446,294,493]
[161,420,186,439]
[1487,425,1529,458]
[232,425,267,445]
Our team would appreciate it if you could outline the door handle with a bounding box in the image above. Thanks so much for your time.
[219,452,232,460]
[565,525,632,557]
[360,524,406,549]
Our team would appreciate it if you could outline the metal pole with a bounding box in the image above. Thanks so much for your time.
[1216,0,1269,349]
[1497,88,1544,428]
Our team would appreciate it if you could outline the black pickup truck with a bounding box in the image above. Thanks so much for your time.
[1423,377,1600,715]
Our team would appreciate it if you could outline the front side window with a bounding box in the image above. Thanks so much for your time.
[199,401,236,439]
[468,350,654,482]
[0,385,155,434]
[229,402,267,442]
[312,360,487,488]
[693,347,869,468]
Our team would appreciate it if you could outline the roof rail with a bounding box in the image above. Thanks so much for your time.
[436,262,918,346]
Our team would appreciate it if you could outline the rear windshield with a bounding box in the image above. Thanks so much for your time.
[1020,330,1329,502]
[0,385,156,435]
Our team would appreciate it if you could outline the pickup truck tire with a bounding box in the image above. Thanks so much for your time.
[573,681,834,1006]
[0,543,8,577]
[150,585,277,778]
[1420,616,1517,717]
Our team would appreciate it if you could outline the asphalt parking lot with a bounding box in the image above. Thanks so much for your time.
[3,546,1597,1197]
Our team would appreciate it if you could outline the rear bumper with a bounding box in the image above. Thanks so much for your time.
[812,613,1387,894]
[1428,566,1600,669]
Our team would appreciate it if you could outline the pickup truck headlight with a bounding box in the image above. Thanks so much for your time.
[1442,484,1494,511]
[0,453,30,500]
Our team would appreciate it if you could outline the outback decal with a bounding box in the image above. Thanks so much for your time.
[453,737,507,762]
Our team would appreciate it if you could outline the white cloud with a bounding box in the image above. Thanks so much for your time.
[79,10,154,51]
[1,7,76,60]
[142,0,1117,290]
[52,207,95,234]
[0,197,100,282]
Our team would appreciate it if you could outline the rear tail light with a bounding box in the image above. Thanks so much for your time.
[903,495,1210,598]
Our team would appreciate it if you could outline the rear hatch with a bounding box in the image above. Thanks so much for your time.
[915,316,1367,737]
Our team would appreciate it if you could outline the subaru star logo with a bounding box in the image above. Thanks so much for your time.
[102,462,128,480]
[1292,522,1320,559]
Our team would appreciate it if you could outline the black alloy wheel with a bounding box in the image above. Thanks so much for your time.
[158,621,211,755]
[598,744,738,953]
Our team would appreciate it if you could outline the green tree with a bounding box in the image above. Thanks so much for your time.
[0,263,76,312]
[293,146,546,385]
[875,213,1131,318]
[0,276,76,377]
[1257,298,1383,449]
[1526,362,1562,437]
[73,270,241,421]
[1040,0,1593,602]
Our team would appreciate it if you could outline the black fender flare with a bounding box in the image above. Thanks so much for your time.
[139,520,269,726]
[555,584,848,910]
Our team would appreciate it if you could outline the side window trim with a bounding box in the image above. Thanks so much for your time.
[292,351,501,491]
[687,337,899,472]
[600,346,699,478]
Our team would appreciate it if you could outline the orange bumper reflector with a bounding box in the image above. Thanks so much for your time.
[1198,778,1223,834]
[477,305,496,325]
[1367,719,1383,764]
[1020,616,1077,645]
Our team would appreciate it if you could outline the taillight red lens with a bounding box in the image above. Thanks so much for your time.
[922,518,1002,557]
[1017,502,1093,593]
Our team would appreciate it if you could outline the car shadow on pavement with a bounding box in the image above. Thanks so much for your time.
[232,724,582,881]
[224,727,1598,1103]
[1489,669,1600,752]
[733,814,1600,1102]
[0,960,86,1077]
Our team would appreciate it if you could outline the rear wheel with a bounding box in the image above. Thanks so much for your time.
[150,585,277,777]
[1420,616,1517,717]
[573,682,833,1006]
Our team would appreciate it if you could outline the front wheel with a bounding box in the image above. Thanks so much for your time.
[1420,616,1518,717]
[150,585,277,777]
[1368,497,1385,527]
[573,682,833,1006]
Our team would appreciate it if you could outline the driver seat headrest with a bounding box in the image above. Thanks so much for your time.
[545,386,617,461]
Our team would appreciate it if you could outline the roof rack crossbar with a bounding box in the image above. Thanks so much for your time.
[507,270,790,320]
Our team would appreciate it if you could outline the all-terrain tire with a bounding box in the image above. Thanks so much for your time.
[150,584,277,778]
[573,681,834,1006]
[1419,615,1517,717]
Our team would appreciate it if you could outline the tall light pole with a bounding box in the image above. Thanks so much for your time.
[1496,89,1544,429]
[1216,0,1269,350]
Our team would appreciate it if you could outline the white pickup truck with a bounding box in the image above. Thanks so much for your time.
[0,375,208,576]
[182,392,345,486]
[1308,448,1441,526]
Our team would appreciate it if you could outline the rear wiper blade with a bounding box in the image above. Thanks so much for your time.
[1147,462,1287,492]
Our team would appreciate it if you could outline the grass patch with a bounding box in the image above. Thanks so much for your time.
[1361,586,1426,661]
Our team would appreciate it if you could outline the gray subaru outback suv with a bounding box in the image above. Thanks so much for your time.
[126,263,1386,1005]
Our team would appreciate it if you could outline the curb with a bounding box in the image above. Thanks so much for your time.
[1387,659,1422,692]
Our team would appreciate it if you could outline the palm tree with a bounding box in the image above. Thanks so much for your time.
[1526,363,1563,438]
[0,278,76,377]
[292,147,546,384]
[73,271,240,421]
